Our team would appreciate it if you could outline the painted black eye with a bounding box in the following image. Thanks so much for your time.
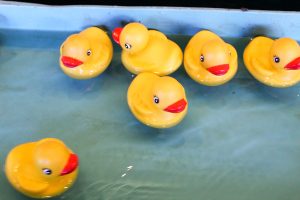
[153,96,159,104]
[200,54,205,62]
[125,43,132,49]
[87,49,92,56]
[42,168,52,175]
[274,56,280,63]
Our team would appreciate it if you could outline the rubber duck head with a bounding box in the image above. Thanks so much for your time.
[113,22,149,54]
[61,35,93,68]
[197,39,231,76]
[152,76,187,113]
[33,138,78,180]
[269,38,300,71]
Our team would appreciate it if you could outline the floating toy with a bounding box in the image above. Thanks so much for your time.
[244,36,300,87]
[184,30,238,86]
[127,72,188,128]
[112,22,183,76]
[60,27,113,79]
[5,138,79,198]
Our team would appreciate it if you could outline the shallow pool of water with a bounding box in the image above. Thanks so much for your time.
[0,29,300,200]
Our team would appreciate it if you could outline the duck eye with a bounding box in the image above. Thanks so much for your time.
[87,49,92,56]
[42,168,52,175]
[200,54,205,62]
[274,56,280,63]
[153,96,159,104]
[125,43,132,49]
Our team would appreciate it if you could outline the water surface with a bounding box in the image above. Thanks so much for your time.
[0,29,300,200]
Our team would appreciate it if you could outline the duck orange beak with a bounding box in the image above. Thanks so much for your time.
[61,56,83,68]
[60,154,79,176]
[164,99,187,113]
[112,27,123,44]
[207,64,229,76]
[284,57,300,70]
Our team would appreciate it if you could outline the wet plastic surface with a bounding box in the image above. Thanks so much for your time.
[0,28,300,200]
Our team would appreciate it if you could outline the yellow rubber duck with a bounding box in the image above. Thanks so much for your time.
[5,138,79,198]
[184,30,238,86]
[112,22,183,76]
[243,36,300,87]
[127,72,188,128]
[60,27,113,79]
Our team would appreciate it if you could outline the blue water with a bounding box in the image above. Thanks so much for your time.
[0,29,300,200]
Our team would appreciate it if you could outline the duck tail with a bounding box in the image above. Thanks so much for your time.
[93,25,110,33]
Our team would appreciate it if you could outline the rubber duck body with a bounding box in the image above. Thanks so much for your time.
[60,27,113,79]
[113,22,183,76]
[243,36,300,87]
[184,30,238,86]
[5,138,79,198]
[127,72,188,128]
